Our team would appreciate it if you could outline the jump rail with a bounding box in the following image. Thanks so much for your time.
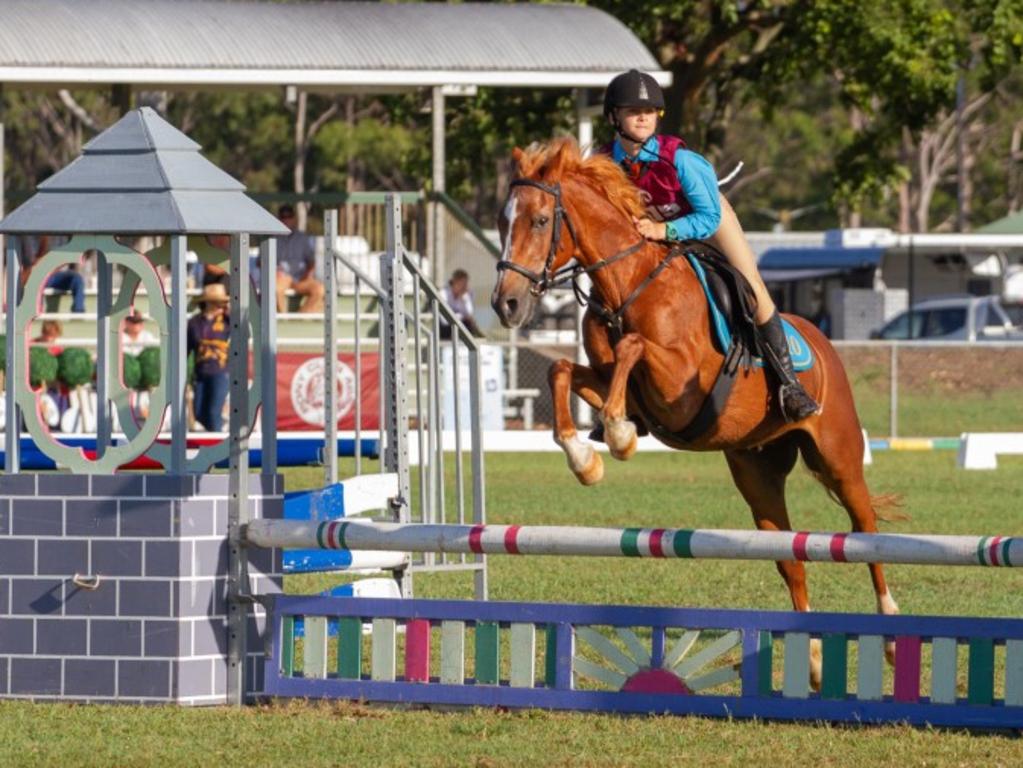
[245,520,1023,568]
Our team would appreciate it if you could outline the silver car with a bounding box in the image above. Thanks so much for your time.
[871,295,1023,341]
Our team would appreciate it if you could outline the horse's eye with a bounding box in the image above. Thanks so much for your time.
[533,215,549,229]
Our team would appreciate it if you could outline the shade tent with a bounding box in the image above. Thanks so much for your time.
[0,0,670,279]
[976,210,1023,235]
[758,246,884,283]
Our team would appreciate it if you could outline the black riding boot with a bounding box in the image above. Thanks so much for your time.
[757,311,821,422]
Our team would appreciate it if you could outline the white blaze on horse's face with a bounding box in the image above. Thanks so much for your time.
[498,193,517,264]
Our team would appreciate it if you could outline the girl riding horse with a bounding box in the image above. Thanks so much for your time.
[600,69,819,423]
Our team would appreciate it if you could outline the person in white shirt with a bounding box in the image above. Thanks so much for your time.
[121,312,158,355]
[440,269,483,339]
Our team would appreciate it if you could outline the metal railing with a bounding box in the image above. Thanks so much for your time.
[323,197,487,599]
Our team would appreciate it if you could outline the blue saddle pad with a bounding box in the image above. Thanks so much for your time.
[686,254,814,372]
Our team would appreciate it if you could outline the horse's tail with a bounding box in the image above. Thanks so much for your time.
[871,492,909,523]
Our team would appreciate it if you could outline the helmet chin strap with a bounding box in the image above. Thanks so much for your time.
[611,115,647,147]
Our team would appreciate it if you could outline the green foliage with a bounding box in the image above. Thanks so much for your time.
[29,347,58,388]
[122,354,142,390]
[138,347,161,390]
[0,336,5,371]
[56,348,94,388]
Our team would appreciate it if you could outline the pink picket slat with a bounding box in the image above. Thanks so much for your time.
[404,619,432,683]
[893,635,922,703]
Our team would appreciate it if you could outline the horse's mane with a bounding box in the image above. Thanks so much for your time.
[515,137,646,221]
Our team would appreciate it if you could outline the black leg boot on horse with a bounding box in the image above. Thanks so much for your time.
[757,311,821,422]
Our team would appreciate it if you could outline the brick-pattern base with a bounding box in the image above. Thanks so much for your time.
[0,473,283,705]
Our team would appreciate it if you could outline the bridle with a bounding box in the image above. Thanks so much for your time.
[496,178,645,299]
[495,179,578,297]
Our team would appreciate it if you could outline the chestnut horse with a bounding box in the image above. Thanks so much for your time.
[491,138,899,685]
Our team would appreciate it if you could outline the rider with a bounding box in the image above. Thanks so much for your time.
[600,69,820,423]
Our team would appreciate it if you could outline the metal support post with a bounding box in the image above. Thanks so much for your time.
[431,86,446,284]
[382,194,412,597]
[324,210,339,485]
[227,232,251,705]
[168,234,188,473]
[259,237,277,475]
[95,249,112,459]
[4,239,18,473]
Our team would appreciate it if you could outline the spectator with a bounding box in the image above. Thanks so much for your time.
[187,283,231,432]
[440,269,484,339]
[275,204,324,313]
[121,312,158,355]
[19,235,86,313]
[34,319,64,356]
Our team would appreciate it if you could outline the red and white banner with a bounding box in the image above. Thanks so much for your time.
[276,352,380,431]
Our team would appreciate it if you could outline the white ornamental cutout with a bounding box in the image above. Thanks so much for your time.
[290,356,357,427]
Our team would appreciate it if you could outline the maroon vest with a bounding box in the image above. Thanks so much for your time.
[599,135,692,222]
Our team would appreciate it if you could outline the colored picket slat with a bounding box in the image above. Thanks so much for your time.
[545,625,558,688]
[303,616,329,679]
[930,637,957,705]
[371,618,396,682]
[1006,639,1023,707]
[440,621,466,685]
[893,635,922,703]
[820,633,848,700]
[475,621,500,685]
[782,632,810,699]
[967,637,994,705]
[758,631,773,696]
[856,635,884,701]
[404,619,431,683]
[509,623,536,688]
[337,616,362,679]
[281,616,295,677]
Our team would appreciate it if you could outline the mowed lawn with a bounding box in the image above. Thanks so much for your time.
[3,450,1023,767]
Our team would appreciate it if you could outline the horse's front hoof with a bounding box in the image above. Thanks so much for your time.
[575,449,604,486]
[557,434,604,486]
[605,417,638,461]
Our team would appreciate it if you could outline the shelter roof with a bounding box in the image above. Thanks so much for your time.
[0,0,667,89]
[0,107,289,235]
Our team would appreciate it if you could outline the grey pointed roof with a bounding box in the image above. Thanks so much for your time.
[0,107,289,235]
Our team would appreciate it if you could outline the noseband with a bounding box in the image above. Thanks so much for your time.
[495,179,578,297]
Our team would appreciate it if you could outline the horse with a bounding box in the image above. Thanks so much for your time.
[490,137,900,687]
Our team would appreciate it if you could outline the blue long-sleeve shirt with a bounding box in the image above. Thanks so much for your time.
[611,137,722,241]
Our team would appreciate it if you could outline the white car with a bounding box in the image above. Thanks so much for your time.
[871,295,1023,341]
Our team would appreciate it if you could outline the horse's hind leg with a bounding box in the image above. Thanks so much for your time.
[725,436,824,689]
[797,427,899,663]
[549,359,608,485]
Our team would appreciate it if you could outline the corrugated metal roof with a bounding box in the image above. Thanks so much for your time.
[0,0,662,84]
[0,107,289,234]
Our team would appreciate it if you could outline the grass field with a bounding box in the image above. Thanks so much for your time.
[3,450,1023,767]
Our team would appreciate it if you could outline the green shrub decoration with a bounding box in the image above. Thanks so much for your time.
[29,347,59,388]
[0,336,5,371]
[138,347,161,389]
[123,354,142,390]
[57,347,95,388]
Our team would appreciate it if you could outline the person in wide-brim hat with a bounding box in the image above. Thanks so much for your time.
[189,282,231,311]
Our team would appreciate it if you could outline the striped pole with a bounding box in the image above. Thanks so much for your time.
[245,520,1023,568]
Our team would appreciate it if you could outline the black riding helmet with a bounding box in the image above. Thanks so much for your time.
[602,69,665,118]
